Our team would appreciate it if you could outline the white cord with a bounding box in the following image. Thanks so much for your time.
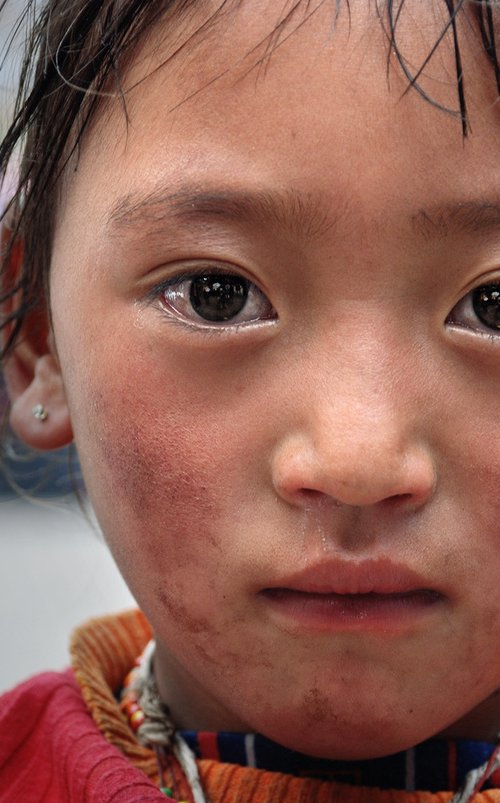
[129,640,209,802]
[450,745,500,803]
[174,733,209,803]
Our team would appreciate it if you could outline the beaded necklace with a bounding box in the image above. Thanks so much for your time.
[120,641,208,803]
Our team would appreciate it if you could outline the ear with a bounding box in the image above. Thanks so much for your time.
[2,224,73,451]
[4,346,74,451]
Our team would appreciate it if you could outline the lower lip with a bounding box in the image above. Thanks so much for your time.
[261,589,444,632]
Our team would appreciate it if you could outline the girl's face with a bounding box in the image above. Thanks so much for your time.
[45,0,500,758]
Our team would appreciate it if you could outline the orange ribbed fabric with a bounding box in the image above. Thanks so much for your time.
[69,609,500,803]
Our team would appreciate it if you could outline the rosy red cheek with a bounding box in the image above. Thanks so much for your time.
[79,386,224,574]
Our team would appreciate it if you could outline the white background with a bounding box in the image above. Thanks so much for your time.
[1,497,136,693]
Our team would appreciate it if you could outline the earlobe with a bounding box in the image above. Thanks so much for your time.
[5,351,73,451]
[2,218,73,451]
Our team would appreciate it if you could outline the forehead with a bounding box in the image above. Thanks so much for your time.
[55,0,500,250]
[110,0,498,121]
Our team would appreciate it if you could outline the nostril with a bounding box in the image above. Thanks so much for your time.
[298,488,323,502]
[299,490,417,510]
[297,488,344,508]
[382,492,417,509]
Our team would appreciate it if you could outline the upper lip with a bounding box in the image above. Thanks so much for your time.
[264,557,437,596]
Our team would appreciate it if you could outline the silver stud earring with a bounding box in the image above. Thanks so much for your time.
[32,404,48,422]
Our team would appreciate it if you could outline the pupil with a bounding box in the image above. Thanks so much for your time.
[190,274,249,321]
[472,284,500,330]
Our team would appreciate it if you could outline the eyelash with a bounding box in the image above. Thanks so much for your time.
[151,268,277,330]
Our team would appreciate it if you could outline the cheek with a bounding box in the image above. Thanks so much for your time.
[76,380,226,596]
[437,384,500,546]
[455,426,500,551]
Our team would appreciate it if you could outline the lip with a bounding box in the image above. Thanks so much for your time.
[265,557,436,595]
[260,557,445,632]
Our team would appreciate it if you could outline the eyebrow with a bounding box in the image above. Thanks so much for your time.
[412,200,500,238]
[108,185,339,241]
[108,184,500,242]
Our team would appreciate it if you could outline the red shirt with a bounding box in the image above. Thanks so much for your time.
[0,670,164,802]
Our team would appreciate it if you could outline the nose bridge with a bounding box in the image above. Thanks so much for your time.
[273,324,436,508]
[310,337,411,463]
[308,314,407,421]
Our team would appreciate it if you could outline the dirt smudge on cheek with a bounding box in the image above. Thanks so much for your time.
[154,584,260,696]
[155,586,214,637]
[155,585,226,669]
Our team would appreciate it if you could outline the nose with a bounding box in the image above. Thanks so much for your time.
[271,373,436,512]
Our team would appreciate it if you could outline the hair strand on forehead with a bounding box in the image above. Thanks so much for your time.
[383,0,470,134]
[445,0,468,136]
[475,0,500,95]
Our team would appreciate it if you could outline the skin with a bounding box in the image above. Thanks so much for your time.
[7,0,500,759]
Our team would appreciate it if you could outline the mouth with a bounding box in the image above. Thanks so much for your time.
[260,558,446,632]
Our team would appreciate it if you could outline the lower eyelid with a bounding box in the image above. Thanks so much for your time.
[156,302,278,334]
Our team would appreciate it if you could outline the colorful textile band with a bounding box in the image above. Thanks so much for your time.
[181,730,499,793]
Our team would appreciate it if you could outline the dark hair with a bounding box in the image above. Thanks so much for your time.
[0,0,499,363]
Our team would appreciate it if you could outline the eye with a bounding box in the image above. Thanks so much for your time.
[158,270,277,327]
[447,283,500,334]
